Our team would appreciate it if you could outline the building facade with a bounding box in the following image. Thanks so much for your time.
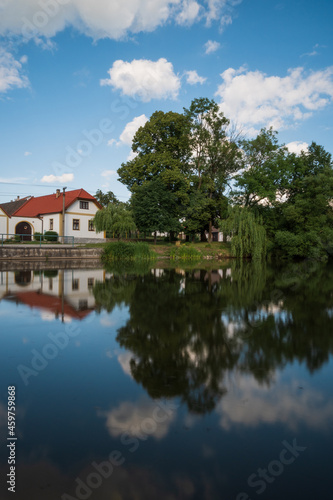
[0,189,105,242]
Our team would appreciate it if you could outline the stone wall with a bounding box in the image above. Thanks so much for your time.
[0,247,103,261]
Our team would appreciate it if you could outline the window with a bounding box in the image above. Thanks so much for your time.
[73,219,80,231]
[80,201,89,210]
[78,299,88,310]
[88,278,94,288]
[72,279,79,291]
[49,218,53,230]
[88,220,94,231]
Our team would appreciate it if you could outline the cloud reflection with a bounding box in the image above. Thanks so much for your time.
[217,374,333,431]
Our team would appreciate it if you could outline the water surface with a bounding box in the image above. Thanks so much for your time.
[0,261,332,499]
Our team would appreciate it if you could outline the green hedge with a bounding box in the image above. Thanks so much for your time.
[44,231,58,242]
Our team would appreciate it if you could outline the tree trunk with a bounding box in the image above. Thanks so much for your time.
[200,230,207,242]
[154,231,157,245]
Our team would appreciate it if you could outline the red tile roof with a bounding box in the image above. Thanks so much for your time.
[10,291,92,320]
[13,189,101,217]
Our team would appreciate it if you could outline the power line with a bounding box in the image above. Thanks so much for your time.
[0,181,70,188]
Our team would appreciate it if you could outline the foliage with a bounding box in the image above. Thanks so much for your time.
[44,231,58,242]
[93,204,136,239]
[183,98,241,240]
[220,206,267,260]
[231,127,289,207]
[34,232,44,241]
[131,177,181,236]
[98,95,333,261]
[273,143,333,259]
[102,242,156,262]
[94,189,119,207]
[117,110,191,197]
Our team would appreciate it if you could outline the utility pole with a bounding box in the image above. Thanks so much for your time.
[62,187,67,241]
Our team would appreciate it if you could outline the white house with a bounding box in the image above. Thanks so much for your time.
[0,188,105,242]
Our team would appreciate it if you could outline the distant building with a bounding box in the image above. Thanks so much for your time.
[0,188,105,241]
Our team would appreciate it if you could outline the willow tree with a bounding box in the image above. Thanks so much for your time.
[93,204,136,239]
[220,206,267,260]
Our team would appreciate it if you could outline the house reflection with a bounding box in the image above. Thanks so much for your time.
[0,269,106,321]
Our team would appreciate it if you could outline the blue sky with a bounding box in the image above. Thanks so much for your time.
[0,0,332,202]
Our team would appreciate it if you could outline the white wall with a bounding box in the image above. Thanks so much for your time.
[2,198,104,240]
[65,199,104,239]
[8,217,42,237]
[0,209,8,236]
[42,213,61,234]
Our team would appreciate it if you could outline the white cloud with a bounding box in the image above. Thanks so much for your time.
[0,0,241,41]
[286,141,309,155]
[0,47,29,93]
[185,70,207,85]
[101,58,181,102]
[41,173,74,183]
[220,13,232,31]
[216,66,333,133]
[205,0,240,26]
[204,39,220,54]
[101,170,117,178]
[176,0,201,26]
[24,151,32,156]
[119,114,148,146]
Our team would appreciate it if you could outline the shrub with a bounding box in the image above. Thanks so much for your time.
[44,231,58,242]
[34,232,44,242]
[102,241,156,261]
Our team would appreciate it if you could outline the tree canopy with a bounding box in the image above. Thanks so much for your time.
[109,97,333,259]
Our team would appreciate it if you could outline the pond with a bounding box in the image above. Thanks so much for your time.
[0,260,333,500]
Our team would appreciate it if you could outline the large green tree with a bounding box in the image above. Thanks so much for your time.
[131,177,182,243]
[183,98,241,241]
[231,127,290,208]
[274,142,333,259]
[117,110,191,199]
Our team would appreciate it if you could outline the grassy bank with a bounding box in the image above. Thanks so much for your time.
[101,241,156,262]
[86,240,232,261]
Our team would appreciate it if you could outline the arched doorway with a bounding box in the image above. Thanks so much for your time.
[15,221,32,241]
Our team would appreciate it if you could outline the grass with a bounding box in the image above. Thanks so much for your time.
[102,241,156,262]
[89,241,231,260]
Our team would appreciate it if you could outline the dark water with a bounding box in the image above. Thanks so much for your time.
[0,261,333,500]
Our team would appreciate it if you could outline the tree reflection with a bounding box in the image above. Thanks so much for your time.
[93,261,333,414]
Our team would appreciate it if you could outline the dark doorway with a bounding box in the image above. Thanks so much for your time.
[15,221,32,241]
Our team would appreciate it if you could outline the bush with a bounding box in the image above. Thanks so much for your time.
[34,232,44,242]
[44,231,58,242]
[102,241,156,261]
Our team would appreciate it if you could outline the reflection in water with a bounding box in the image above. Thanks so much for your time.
[0,268,105,321]
[93,261,333,414]
[1,261,333,500]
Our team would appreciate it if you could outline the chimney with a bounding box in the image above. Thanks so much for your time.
[56,189,61,198]
[16,196,20,201]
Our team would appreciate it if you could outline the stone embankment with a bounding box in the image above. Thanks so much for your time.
[0,246,103,264]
